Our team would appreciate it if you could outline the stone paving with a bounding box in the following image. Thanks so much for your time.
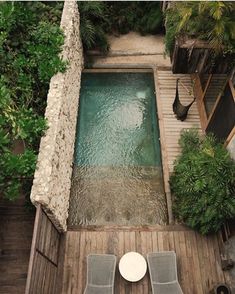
[90,32,171,68]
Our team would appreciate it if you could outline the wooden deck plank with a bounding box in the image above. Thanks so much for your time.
[168,231,175,251]
[178,231,190,293]
[78,231,86,294]
[207,235,225,288]
[118,231,126,294]
[186,235,199,294]
[140,231,149,293]
[155,70,201,176]
[59,228,227,294]
[157,231,164,251]
[162,231,170,251]
[213,235,226,283]
[184,231,196,292]
[123,231,132,294]
[129,232,138,293]
[173,231,185,292]
[151,231,158,252]
[194,232,208,293]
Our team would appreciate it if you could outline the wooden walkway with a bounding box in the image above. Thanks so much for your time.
[59,226,229,294]
[155,69,201,173]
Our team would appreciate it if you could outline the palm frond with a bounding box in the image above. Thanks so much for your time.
[80,19,96,49]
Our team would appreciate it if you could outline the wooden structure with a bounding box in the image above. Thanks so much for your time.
[25,206,62,294]
[0,196,34,294]
[172,37,234,74]
[59,225,231,294]
[193,73,235,144]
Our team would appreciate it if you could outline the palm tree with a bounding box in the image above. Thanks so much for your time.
[165,1,235,55]
[78,1,109,52]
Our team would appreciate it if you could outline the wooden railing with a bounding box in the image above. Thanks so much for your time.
[25,205,61,294]
[192,74,235,143]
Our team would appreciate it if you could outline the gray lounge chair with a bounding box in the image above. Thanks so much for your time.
[84,254,116,294]
[147,251,183,294]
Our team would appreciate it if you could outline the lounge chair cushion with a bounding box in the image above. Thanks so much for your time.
[147,251,183,294]
[84,254,116,294]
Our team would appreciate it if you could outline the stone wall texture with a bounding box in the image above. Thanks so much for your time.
[30,0,83,232]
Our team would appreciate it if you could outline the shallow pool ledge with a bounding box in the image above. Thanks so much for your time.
[30,0,84,232]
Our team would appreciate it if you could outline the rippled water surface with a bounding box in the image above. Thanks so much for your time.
[69,73,167,226]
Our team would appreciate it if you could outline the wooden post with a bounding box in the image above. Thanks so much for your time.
[191,74,207,131]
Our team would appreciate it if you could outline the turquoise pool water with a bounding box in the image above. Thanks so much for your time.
[74,73,161,167]
[69,72,167,226]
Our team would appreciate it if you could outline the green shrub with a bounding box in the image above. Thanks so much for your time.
[136,2,163,35]
[170,129,235,235]
[0,2,65,201]
[105,2,163,36]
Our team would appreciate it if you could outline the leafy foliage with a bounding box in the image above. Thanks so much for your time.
[0,2,65,201]
[137,2,163,35]
[170,129,235,235]
[164,1,235,56]
[78,1,164,53]
[105,2,163,35]
[78,1,110,53]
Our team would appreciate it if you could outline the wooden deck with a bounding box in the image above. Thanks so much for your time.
[0,196,34,294]
[59,226,230,294]
[155,69,201,174]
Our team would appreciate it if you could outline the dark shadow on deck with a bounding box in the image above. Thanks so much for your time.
[0,196,34,294]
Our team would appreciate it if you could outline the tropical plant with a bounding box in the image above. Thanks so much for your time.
[0,2,65,201]
[170,129,235,235]
[134,2,163,35]
[164,1,235,56]
[78,1,110,53]
[78,2,164,53]
[105,2,163,35]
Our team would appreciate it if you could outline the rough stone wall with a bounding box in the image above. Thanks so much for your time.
[30,0,83,232]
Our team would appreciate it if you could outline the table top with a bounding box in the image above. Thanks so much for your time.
[119,251,147,282]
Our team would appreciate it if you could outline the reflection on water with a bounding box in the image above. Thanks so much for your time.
[68,73,167,226]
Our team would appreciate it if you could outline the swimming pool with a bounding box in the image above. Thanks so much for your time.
[69,72,167,225]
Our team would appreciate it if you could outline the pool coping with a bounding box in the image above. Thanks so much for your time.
[83,68,153,73]
[81,67,173,225]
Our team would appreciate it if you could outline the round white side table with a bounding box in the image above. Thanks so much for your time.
[119,251,147,282]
